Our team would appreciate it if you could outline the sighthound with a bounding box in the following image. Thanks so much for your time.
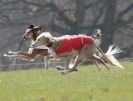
[4,25,49,61]
[32,30,124,74]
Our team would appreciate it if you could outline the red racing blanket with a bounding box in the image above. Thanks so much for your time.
[56,35,93,54]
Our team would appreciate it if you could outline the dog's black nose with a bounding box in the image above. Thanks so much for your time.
[22,35,28,40]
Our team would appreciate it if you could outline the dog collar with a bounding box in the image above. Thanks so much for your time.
[47,42,53,47]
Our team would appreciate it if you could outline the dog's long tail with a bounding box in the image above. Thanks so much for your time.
[105,45,124,69]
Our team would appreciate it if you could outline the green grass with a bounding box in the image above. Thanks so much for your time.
[0,61,133,101]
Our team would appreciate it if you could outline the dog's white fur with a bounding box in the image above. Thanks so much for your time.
[105,45,124,68]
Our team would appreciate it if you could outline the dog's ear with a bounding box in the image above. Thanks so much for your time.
[28,25,34,29]
[35,26,42,31]
[43,34,53,47]
[38,26,42,31]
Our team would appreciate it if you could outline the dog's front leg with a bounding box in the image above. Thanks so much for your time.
[64,57,71,70]
[61,55,80,74]
[70,55,81,71]
[60,56,76,74]
[56,56,71,72]
[68,46,88,72]
[7,51,17,55]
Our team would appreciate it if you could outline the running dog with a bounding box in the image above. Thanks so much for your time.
[4,25,49,61]
[32,30,124,74]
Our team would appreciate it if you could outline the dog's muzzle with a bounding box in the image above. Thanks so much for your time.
[22,35,28,41]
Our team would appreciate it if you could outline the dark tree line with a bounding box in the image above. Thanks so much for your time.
[0,0,133,56]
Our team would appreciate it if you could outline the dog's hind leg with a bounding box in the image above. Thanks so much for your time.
[88,54,110,71]
[96,45,112,65]
[95,61,102,71]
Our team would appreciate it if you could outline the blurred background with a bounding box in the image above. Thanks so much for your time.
[0,0,132,71]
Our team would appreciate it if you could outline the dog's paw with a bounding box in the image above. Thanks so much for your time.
[73,68,78,72]
[3,53,7,57]
[56,66,65,71]
[8,51,13,54]
[61,70,70,75]
[62,68,78,74]
[30,59,34,61]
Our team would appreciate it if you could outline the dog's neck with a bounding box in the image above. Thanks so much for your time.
[50,37,61,51]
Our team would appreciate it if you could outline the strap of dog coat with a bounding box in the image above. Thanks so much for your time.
[79,35,83,45]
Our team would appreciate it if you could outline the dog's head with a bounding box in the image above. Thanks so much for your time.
[32,32,53,48]
[92,29,102,39]
[92,29,102,46]
[22,24,42,40]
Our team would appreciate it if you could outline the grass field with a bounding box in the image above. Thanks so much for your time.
[0,61,133,101]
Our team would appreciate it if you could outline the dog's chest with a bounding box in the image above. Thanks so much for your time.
[55,35,93,54]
